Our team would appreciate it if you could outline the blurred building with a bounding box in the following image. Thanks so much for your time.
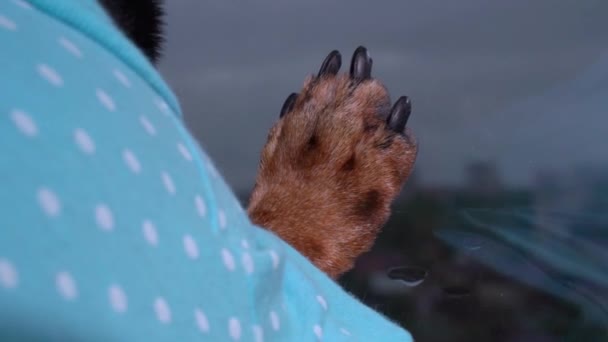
[465,161,503,196]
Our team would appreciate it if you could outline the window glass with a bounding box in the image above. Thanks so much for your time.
[161,1,608,340]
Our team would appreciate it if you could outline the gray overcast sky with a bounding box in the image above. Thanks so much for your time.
[158,0,608,192]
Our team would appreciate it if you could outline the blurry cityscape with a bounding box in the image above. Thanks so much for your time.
[237,161,608,342]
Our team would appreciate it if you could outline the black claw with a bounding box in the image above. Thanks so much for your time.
[280,93,298,118]
[350,46,372,81]
[318,50,342,77]
[387,96,411,133]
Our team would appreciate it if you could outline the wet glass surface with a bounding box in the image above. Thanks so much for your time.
[160,1,608,341]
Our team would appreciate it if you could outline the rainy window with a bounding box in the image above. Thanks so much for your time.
[161,1,608,340]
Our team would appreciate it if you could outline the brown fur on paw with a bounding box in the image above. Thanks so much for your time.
[248,47,418,279]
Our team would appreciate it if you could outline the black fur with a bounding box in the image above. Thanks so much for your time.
[98,0,165,63]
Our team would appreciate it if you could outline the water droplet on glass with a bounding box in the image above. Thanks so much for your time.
[387,266,428,287]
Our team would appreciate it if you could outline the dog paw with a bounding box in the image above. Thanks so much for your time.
[248,47,418,278]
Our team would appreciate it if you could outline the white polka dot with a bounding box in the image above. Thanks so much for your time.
[95,204,114,231]
[58,37,82,58]
[340,328,351,336]
[155,98,170,116]
[142,220,158,246]
[177,142,193,161]
[241,252,254,275]
[0,14,17,31]
[218,210,227,229]
[38,187,61,217]
[228,317,241,340]
[241,239,249,249]
[108,284,128,313]
[11,109,38,137]
[161,171,176,195]
[37,64,63,87]
[313,325,323,339]
[56,271,77,300]
[74,128,95,154]
[194,308,210,333]
[316,295,327,310]
[96,88,116,112]
[183,234,199,260]
[154,297,171,324]
[221,248,236,271]
[252,325,264,342]
[12,0,32,10]
[195,195,206,218]
[139,115,156,136]
[268,250,280,269]
[0,258,18,289]
[269,311,280,331]
[113,69,131,88]
[123,149,141,174]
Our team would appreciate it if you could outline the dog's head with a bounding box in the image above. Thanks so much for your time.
[98,0,165,63]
